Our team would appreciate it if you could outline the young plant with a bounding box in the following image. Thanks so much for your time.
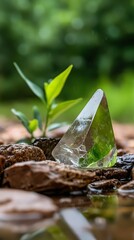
[12,63,82,139]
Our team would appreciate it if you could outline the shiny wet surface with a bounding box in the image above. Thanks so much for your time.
[0,191,133,240]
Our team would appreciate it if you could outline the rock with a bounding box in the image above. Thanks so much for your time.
[33,137,60,160]
[3,160,128,193]
[115,154,134,179]
[0,188,57,218]
[0,155,6,172]
[88,179,119,193]
[116,154,134,168]
[0,143,46,169]
[0,188,57,217]
[118,180,134,192]
[0,189,57,237]
[118,180,134,198]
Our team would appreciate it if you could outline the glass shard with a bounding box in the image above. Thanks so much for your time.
[52,89,117,168]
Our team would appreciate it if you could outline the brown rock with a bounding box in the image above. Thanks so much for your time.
[3,160,128,193]
[33,137,60,160]
[0,143,46,168]
[88,179,119,193]
[0,155,5,172]
[0,189,57,236]
[0,189,57,218]
[118,180,134,191]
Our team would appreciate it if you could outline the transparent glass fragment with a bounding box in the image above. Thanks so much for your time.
[52,89,117,168]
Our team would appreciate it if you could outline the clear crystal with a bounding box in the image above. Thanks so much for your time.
[52,89,117,168]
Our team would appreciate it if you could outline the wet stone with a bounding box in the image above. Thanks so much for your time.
[0,189,57,218]
[3,160,128,193]
[0,155,6,172]
[0,155,5,185]
[0,189,58,237]
[118,180,134,192]
[52,89,117,168]
[118,180,134,198]
[116,154,134,168]
[88,179,119,193]
[0,189,57,236]
[115,154,134,179]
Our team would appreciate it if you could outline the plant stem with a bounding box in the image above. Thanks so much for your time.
[42,117,47,137]
[42,105,50,137]
[31,132,34,139]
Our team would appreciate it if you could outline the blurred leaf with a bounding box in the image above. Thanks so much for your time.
[44,65,73,106]
[28,119,38,133]
[47,122,67,131]
[33,106,42,130]
[48,98,82,123]
[14,63,45,103]
[16,138,32,144]
[11,108,29,132]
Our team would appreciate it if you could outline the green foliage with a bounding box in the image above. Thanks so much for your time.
[44,65,73,106]
[0,0,133,103]
[11,109,30,132]
[12,64,82,139]
[14,63,45,103]
[48,99,81,124]
[33,106,42,130]
[0,70,134,123]
[11,108,38,137]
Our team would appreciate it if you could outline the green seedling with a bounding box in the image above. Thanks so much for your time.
[12,63,82,140]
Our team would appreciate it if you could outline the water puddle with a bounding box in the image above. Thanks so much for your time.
[0,192,133,240]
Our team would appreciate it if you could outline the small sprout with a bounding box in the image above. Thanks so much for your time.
[12,63,82,140]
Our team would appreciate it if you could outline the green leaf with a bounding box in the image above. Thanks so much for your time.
[11,108,29,132]
[48,98,82,124]
[47,122,67,131]
[44,65,73,106]
[33,106,42,130]
[28,119,38,133]
[14,62,45,103]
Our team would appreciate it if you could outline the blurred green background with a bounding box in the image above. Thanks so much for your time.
[0,0,134,122]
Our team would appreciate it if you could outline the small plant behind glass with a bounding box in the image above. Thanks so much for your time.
[12,63,82,141]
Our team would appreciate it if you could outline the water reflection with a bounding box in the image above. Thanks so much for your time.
[83,194,134,240]
[0,194,133,240]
